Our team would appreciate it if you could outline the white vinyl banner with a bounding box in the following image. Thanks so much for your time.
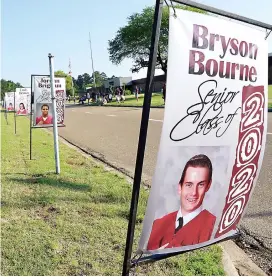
[32,76,66,127]
[15,88,31,116]
[5,92,15,112]
[138,9,268,254]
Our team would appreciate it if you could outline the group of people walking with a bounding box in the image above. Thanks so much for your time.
[65,82,167,105]
[114,86,125,103]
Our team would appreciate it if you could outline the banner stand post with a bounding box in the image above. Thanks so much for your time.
[30,108,33,160]
[14,92,17,134]
[30,76,33,160]
[48,53,61,174]
[122,0,164,275]
[4,109,8,125]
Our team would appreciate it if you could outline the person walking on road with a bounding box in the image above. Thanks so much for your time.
[162,83,166,104]
[135,86,139,102]
[116,87,121,103]
[120,87,125,103]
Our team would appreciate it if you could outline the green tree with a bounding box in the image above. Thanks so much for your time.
[72,77,79,94]
[54,70,73,96]
[108,5,205,75]
[91,71,108,87]
[82,73,92,86]
[76,75,84,90]
[1,79,23,99]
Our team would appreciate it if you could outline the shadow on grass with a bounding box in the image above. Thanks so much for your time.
[2,172,29,176]
[9,176,91,192]
[116,209,144,223]
[7,176,130,205]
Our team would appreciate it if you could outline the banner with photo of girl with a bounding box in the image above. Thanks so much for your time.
[32,75,66,128]
[138,9,268,255]
[5,92,15,112]
[15,88,31,116]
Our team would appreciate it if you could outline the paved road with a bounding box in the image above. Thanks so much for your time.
[59,105,272,274]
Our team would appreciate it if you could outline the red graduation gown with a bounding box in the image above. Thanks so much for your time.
[147,209,216,250]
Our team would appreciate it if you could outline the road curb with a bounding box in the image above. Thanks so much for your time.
[220,243,239,276]
[220,241,266,276]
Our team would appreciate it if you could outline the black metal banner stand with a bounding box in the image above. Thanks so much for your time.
[30,75,34,160]
[122,0,271,275]
[14,92,17,134]
[122,0,164,275]
[29,107,33,160]
[4,109,8,125]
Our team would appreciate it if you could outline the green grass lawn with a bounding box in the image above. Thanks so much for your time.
[1,114,224,276]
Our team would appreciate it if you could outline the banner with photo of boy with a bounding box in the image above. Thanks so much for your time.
[138,9,268,255]
[32,75,66,128]
[5,92,15,112]
[15,88,31,116]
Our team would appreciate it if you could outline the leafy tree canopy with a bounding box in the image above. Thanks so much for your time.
[108,5,206,74]
[54,70,74,96]
[92,71,108,87]
[1,79,23,99]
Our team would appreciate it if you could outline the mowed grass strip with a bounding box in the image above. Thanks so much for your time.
[1,114,225,276]
[104,93,164,107]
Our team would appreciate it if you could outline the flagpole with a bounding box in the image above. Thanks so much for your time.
[89,32,96,89]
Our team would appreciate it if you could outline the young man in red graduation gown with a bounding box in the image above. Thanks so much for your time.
[36,104,53,125]
[147,154,216,250]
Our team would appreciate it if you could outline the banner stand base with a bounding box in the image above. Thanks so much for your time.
[130,231,241,267]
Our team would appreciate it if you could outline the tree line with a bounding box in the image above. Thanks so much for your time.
[1,79,23,99]
[55,70,113,96]
[1,71,113,99]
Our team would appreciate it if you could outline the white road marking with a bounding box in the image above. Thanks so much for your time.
[149,119,163,122]
[72,109,75,112]
[85,112,92,114]
[268,132,272,135]
[107,114,116,117]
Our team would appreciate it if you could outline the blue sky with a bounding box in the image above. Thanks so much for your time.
[2,0,272,87]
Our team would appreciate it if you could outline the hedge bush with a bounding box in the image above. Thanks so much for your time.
[124,89,132,95]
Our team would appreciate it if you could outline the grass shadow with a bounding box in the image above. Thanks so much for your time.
[9,176,91,192]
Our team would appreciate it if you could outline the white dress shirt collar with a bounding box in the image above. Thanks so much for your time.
[175,205,203,228]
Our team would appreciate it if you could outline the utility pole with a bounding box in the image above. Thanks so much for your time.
[88,32,97,101]
[68,58,75,103]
